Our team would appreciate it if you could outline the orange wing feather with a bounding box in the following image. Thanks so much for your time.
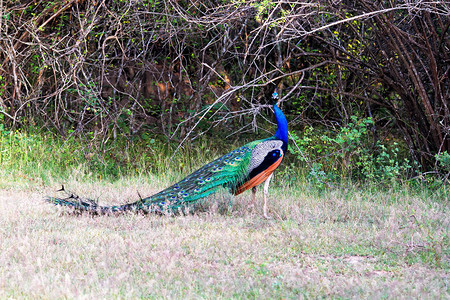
[233,155,284,195]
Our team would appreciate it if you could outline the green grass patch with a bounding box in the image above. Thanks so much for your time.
[0,127,229,188]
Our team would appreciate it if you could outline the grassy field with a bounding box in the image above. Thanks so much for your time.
[0,175,448,299]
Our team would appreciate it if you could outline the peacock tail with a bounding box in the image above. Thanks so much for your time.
[46,91,288,215]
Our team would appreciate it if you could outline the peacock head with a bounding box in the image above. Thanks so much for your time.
[271,91,279,105]
[272,91,278,99]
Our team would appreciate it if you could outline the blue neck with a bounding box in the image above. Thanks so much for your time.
[273,103,288,146]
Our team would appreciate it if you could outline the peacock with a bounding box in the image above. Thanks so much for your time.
[46,91,288,218]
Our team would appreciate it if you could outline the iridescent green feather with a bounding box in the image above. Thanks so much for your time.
[46,139,262,214]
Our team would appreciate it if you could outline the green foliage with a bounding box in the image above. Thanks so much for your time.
[435,151,450,174]
[368,143,412,182]
[0,75,5,98]
[288,116,412,184]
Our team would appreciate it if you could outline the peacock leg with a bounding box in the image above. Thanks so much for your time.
[263,173,273,219]
[247,186,257,212]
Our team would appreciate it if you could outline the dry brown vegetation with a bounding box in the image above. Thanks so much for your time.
[0,1,448,169]
[0,178,447,298]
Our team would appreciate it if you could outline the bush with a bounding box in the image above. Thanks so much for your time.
[288,116,412,184]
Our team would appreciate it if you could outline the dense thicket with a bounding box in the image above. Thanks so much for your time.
[0,0,448,175]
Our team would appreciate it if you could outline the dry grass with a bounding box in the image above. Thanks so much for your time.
[0,177,448,299]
